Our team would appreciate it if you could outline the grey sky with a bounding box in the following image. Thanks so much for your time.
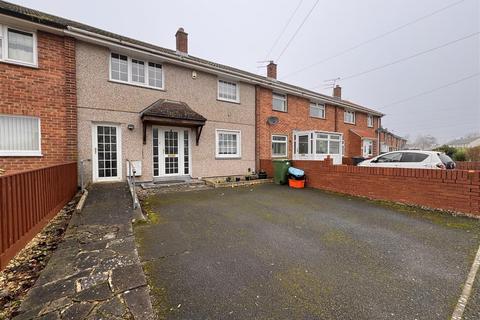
[12,0,480,143]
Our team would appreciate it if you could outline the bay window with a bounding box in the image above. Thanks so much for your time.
[0,115,41,156]
[293,131,343,164]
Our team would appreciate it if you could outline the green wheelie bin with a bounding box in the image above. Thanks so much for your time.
[272,159,291,184]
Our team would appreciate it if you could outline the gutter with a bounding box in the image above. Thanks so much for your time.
[65,26,384,117]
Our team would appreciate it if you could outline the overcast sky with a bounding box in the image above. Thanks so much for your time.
[12,0,480,143]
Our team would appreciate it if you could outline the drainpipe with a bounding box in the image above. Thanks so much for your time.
[254,85,259,173]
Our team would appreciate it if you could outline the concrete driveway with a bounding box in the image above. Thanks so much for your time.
[134,184,480,320]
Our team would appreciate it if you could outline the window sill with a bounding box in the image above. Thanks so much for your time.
[108,79,165,91]
[0,152,43,157]
[344,121,356,125]
[215,156,242,160]
[0,59,38,69]
[272,109,288,113]
[217,98,240,104]
[310,116,326,120]
[272,155,288,158]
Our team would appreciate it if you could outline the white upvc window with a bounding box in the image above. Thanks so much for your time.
[109,52,164,89]
[272,135,288,157]
[217,79,239,102]
[310,103,325,119]
[272,92,287,112]
[0,115,41,156]
[216,129,241,158]
[344,110,355,124]
[367,114,374,127]
[315,133,341,155]
[0,25,37,67]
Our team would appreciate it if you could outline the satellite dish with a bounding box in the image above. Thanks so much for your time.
[267,116,279,125]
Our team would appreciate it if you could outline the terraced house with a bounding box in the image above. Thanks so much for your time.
[0,1,385,182]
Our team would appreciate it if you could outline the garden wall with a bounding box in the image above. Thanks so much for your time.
[456,161,480,171]
[292,159,479,217]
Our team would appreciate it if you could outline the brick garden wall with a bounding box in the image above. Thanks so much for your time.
[0,31,77,173]
[456,162,480,171]
[291,159,480,216]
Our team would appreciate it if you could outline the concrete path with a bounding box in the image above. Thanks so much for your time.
[13,183,154,320]
[136,184,480,320]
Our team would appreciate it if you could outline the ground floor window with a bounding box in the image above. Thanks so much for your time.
[272,135,287,157]
[293,131,343,163]
[216,129,241,158]
[0,115,41,156]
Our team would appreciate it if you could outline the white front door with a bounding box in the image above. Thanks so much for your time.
[362,139,373,158]
[153,127,191,177]
[92,124,122,182]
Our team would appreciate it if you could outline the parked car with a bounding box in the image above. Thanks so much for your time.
[358,150,456,169]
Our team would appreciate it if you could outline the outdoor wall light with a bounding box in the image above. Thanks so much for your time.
[127,124,135,130]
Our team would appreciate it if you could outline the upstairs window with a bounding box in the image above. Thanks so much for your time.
[0,26,37,66]
[218,79,239,102]
[111,53,128,82]
[310,103,325,119]
[272,92,287,112]
[110,52,163,89]
[344,110,355,124]
[367,114,374,127]
[0,115,41,156]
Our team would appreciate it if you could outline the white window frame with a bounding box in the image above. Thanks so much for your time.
[344,110,355,124]
[0,25,38,67]
[292,130,343,164]
[310,102,326,119]
[217,79,240,103]
[272,92,287,112]
[271,135,288,158]
[109,52,164,90]
[367,114,374,127]
[0,114,42,156]
[215,129,241,159]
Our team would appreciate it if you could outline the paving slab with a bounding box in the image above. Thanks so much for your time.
[13,183,154,320]
[135,184,480,320]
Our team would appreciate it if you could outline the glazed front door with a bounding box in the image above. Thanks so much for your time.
[153,127,190,177]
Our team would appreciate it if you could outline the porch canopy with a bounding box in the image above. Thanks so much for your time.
[349,129,376,139]
[140,99,206,145]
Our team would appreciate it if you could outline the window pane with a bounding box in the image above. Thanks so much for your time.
[316,140,328,154]
[111,53,128,81]
[148,62,163,88]
[310,104,325,118]
[329,141,340,154]
[131,59,145,83]
[217,131,240,156]
[0,116,40,152]
[298,135,308,154]
[8,29,34,63]
[272,135,287,156]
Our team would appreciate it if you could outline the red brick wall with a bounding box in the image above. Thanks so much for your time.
[456,162,480,171]
[0,32,77,173]
[255,86,381,166]
[292,160,480,216]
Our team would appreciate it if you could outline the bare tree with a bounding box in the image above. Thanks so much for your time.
[412,134,438,150]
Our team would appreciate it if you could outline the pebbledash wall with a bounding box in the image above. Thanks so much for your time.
[76,41,256,183]
[0,31,77,172]
[293,159,480,216]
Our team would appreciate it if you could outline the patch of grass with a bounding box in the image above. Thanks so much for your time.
[142,261,171,319]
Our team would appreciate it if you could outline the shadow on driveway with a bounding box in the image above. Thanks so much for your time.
[135,184,480,320]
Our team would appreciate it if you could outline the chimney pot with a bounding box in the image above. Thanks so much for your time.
[333,85,342,99]
[267,61,277,79]
[175,27,188,54]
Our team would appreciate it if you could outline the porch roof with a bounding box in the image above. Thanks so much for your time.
[349,129,376,139]
[140,99,206,145]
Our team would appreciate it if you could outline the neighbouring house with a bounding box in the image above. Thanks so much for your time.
[446,135,480,149]
[0,1,387,183]
[377,127,407,153]
[0,1,77,173]
[257,62,384,174]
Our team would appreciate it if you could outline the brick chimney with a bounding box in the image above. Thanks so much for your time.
[333,85,342,99]
[267,61,277,79]
[175,27,188,54]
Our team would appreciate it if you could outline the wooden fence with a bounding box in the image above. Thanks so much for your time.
[0,162,77,270]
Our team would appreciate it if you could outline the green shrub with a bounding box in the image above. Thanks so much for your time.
[454,149,466,161]
[433,145,457,158]
[466,146,480,161]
